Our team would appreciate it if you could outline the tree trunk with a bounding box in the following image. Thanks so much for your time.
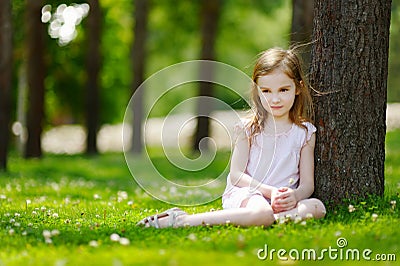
[0,0,12,170]
[193,0,221,152]
[130,0,149,154]
[85,0,102,154]
[25,0,46,158]
[310,0,392,205]
[290,0,314,68]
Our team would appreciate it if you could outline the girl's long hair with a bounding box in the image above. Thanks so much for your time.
[246,47,314,140]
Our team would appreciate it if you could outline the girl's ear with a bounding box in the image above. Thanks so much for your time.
[296,80,304,95]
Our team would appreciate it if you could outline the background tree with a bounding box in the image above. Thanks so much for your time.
[25,0,46,158]
[130,0,150,154]
[290,0,314,68]
[388,0,400,102]
[85,0,102,154]
[193,0,222,152]
[310,0,392,204]
[0,0,12,170]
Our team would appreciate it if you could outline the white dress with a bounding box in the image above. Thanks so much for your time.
[222,121,316,209]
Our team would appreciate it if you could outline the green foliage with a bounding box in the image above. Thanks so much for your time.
[10,0,400,128]
[11,0,291,126]
[0,130,399,265]
[388,0,400,102]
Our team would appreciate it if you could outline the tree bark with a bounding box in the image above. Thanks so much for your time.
[131,0,149,154]
[290,0,314,68]
[0,0,12,170]
[310,0,392,205]
[25,0,46,158]
[193,0,221,152]
[85,0,102,154]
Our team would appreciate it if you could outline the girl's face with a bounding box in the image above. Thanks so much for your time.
[257,69,298,121]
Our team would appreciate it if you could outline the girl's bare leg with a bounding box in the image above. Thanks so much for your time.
[155,195,275,228]
[273,198,326,221]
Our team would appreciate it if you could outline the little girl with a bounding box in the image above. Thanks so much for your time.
[137,47,326,228]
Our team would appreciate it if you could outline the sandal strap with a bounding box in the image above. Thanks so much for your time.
[166,209,186,227]
[152,215,160,228]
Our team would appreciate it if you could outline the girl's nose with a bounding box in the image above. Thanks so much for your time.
[271,96,281,104]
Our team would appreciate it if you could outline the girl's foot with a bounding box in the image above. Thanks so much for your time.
[136,207,187,228]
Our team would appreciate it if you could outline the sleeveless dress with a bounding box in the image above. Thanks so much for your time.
[222,121,316,209]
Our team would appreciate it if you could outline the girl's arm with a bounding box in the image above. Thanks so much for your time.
[229,127,275,199]
[294,133,316,200]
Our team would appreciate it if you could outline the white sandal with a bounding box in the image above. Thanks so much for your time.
[136,207,187,228]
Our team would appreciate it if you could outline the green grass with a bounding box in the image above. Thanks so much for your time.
[0,131,399,266]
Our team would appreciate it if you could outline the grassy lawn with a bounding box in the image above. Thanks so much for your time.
[0,131,399,265]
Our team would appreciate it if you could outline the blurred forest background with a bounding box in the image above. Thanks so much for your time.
[1,0,399,163]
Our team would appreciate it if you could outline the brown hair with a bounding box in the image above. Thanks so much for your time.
[246,47,314,140]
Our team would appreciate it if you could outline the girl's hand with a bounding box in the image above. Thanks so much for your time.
[271,187,298,213]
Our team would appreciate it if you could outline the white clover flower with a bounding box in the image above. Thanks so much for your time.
[21,231,27,236]
[348,205,356,213]
[127,201,134,206]
[89,240,99,247]
[110,233,120,242]
[278,217,286,224]
[300,221,307,226]
[93,194,101,200]
[117,191,128,202]
[0,195,6,200]
[119,237,130,246]
[294,216,302,224]
[40,206,47,212]
[26,199,31,205]
[390,200,396,209]
[371,213,378,222]
[32,211,37,215]
[9,218,15,224]
[51,229,60,236]
[52,213,59,218]
[14,213,21,217]
[45,238,53,244]
[14,222,21,227]
[9,229,15,235]
[305,213,314,219]
[335,231,342,237]
[169,186,177,195]
[42,230,52,238]
[187,233,197,241]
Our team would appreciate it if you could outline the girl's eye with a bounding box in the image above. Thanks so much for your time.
[261,89,271,93]
[280,88,289,92]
